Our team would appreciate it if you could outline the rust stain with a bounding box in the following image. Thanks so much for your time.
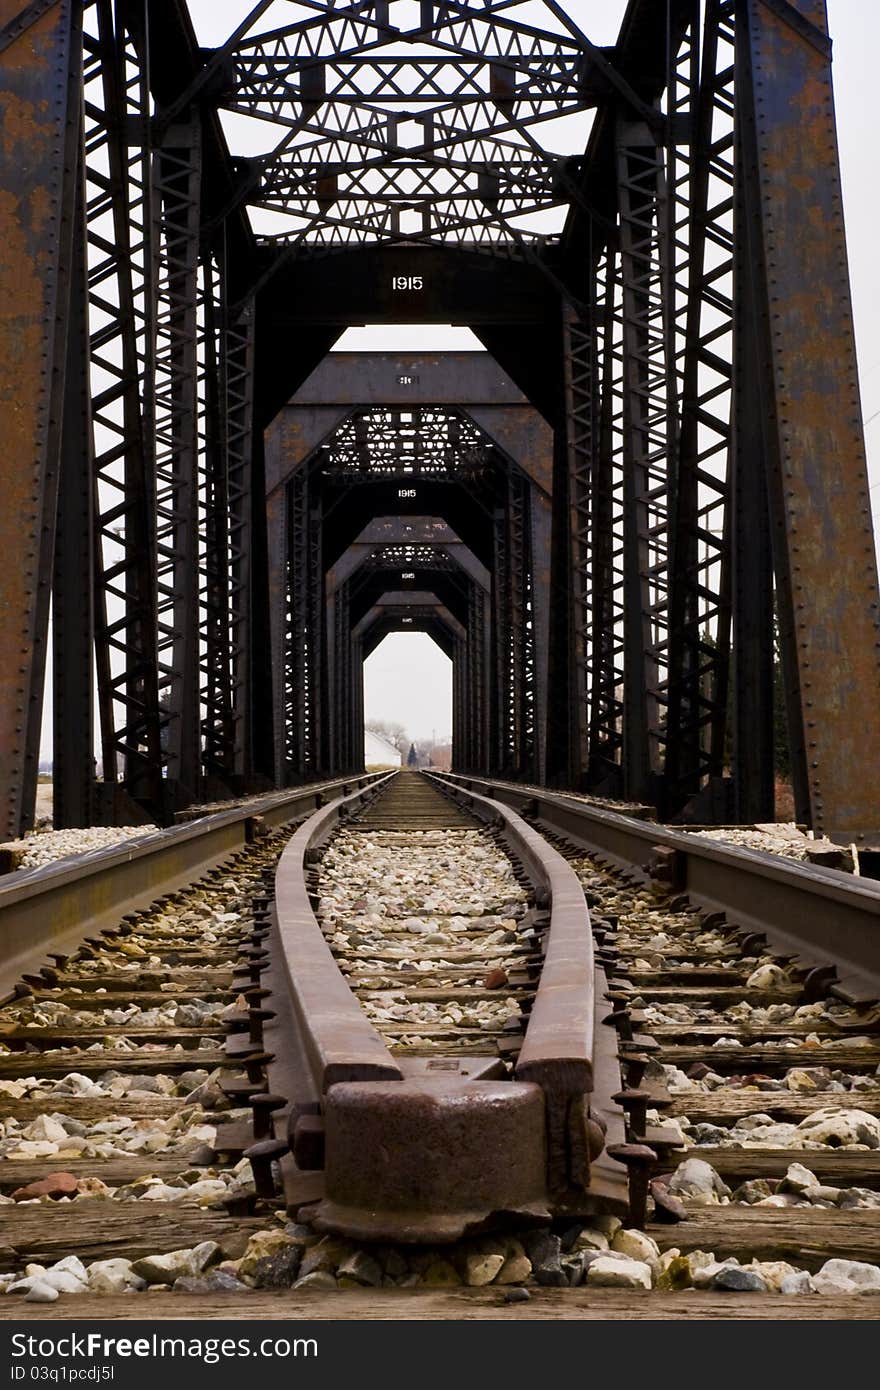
[751,0,880,831]
[0,93,42,159]
[0,1,70,834]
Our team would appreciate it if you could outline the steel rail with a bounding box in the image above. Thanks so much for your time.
[435,774,880,1005]
[423,772,598,1193]
[272,771,626,1241]
[0,774,386,1000]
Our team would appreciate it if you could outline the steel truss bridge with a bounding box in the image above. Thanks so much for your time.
[1,0,879,844]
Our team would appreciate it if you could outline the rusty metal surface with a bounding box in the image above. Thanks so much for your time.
[273,776,403,1091]
[270,353,553,496]
[0,774,384,1000]
[738,0,880,838]
[0,0,79,837]
[429,774,597,1194]
[268,772,624,1237]
[441,773,880,1002]
[314,1078,551,1243]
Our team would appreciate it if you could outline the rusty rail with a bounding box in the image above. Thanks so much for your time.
[273,774,403,1092]
[0,775,385,999]
[273,771,625,1242]
[425,774,597,1193]
[437,774,880,1004]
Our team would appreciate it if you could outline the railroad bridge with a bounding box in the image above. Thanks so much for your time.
[5,3,880,1317]
[1,0,879,844]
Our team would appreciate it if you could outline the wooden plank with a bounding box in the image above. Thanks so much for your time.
[344,965,528,984]
[18,990,230,1007]
[355,987,530,1003]
[0,1156,226,1191]
[0,1050,227,1078]
[375,1023,509,1037]
[650,1207,880,1267]
[46,973,233,990]
[690,1147,880,1187]
[647,1023,876,1039]
[0,1288,876,1321]
[0,1027,224,1047]
[0,1204,262,1270]
[611,970,750,985]
[656,1046,880,1071]
[664,1091,880,1122]
[335,948,532,964]
[0,1096,183,1122]
[608,987,802,1005]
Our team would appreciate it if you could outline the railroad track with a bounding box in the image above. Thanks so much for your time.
[0,770,879,1319]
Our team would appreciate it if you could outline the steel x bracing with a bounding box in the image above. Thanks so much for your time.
[0,0,879,846]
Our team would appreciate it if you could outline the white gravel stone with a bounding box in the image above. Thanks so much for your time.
[667,1157,730,1204]
[812,1259,880,1295]
[131,1241,221,1285]
[781,1271,815,1295]
[780,1163,818,1192]
[586,1255,652,1290]
[38,1270,88,1294]
[86,1259,147,1294]
[17,826,157,871]
[571,1229,609,1253]
[796,1108,880,1148]
[691,1259,740,1289]
[24,1281,59,1304]
[610,1229,660,1265]
[464,1251,505,1286]
[746,964,788,989]
[51,1257,88,1282]
[745,1261,800,1293]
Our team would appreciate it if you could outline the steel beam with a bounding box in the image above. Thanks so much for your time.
[84,0,163,819]
[737,0,880,839]
[615,111,666,803]
[0,0,81,837]
[153,107,203,801]
[53,136,95,829]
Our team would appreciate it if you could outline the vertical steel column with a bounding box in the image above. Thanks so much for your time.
[561,302,595,789]
[491,507,509,775]
[529,483,552,786]
[333,583,351,772]
[279,471,323,780]
[352,636,365,772]
[84,0,162,816]
[266,481,288,786]
[508,474,536,779]
[199,276,255,792]
[153,106,202,800]
[53,134,95,829]
[467,581,490,775]
[225,301,256,781]
[451,638,461,769]
[0,0,82,837]
[200,254,233,792]
[325,586,337,774]
[454,636,468,772]
[285,470,309,781]
[588,248,625,792]
[731,117,775,822]
[615,111,669,802]
[665,0,735,813]
[737,0,880,837]
[309,498,325,773]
